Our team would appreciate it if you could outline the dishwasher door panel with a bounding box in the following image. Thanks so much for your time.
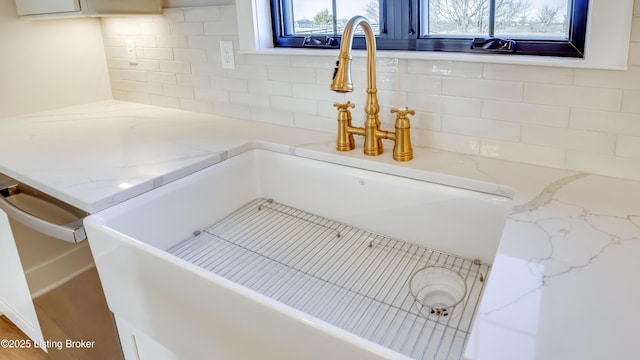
[0,176,121,357]
[0,207,46,346]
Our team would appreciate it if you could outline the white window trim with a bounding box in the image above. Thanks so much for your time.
[236,0,634,70]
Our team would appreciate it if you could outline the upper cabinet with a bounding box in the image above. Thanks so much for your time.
[16,0,80,16]
[15,0,162,18]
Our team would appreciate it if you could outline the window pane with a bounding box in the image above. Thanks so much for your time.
[425,0,490,36]
[495,0,569,38]
[291,0,380,36]
[274,0,588,57]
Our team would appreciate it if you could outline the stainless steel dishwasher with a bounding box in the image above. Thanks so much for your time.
[0,174,122,359]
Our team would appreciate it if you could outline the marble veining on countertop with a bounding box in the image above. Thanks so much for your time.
[0,100,332,212]
[1,100,639,360]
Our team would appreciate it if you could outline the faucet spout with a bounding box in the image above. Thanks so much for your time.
[330,16,382,156]
[330,16,377,94]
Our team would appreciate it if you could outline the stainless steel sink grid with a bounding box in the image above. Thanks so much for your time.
[168,198,490,360]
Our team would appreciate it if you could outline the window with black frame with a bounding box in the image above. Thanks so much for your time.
[271,0,588,58]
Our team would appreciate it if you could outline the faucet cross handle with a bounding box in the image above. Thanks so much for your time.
[333,101,356,111]
[334,101,358,152]
[390,107,414,162]
[390,107,415,119]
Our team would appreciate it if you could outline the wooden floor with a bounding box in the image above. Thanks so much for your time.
[0,267,122,360]
[0,316,46,360]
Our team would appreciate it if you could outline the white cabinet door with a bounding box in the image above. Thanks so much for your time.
[15,0,81,16]
[0,209,45,346]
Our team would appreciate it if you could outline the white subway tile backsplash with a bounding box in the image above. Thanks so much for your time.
[187,35,218,50]
[100,5,640,180]
[161,8,185,23]
[163,85,194,99]
[248,79,292,96]
[140,21,170,36]
[293,113,335,133]
[177,74,210,88]
[408,94,482,117]
[570,109,640,135]
[102,35,156,48]
[193,88,229,102]
[318,100,347,119]
[225,64,268,80]
[616,135,640,159]
[184,7,221,22]
[483,64,573,84]
[408,60,483,78]
[173,48,207,63]
[291,83,344,102]
[210,76,248,92]
[204,21,238,36]
[159,60,191,74]
[134,82,164,95]
[268,66,317,83]
[271,96,318,115]
[622,90,640,114]
[413,129,480,155]
[142,47,173,60]
[191,63,225,77]
[219,6,237,20]
[480,139,566,168]
[103,46,127,59]
[315,68,337,86]
[443,78,523,101]
[210,101,251,119]
[632,18,640,42]
[206,47,227,65]
[251,108,294,127]
[629,44,640,66]
[410,111,442,132]
[180,98,213,114]
[229,92,270,107]
[376,58,407,73]
[375,90,409,110]
[575,67,640,90]
[170,22,204,35]
[482,100,570,127]
[111,80,137,92]
[148,72,177,85]
[109,69,148,82]
[156,35,188,48]
[101,19,147,35]
[525,83,622,110]
[378,73,441,94]
[108,58,160,72]
[111,81,150,94]
[442,115,521,141]
[245,54,291,66]
[521,125,616,153]
[290,55,334,69]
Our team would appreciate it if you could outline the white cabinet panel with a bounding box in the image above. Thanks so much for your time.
[14,0,161,18]
[15,0,81,16]
[0,209,45,346]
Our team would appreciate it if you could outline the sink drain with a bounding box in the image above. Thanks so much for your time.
[409,266,467,318]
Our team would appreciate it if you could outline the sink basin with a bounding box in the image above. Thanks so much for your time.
[84,147,512,360]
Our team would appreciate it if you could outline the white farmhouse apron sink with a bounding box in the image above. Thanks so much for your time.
[84,146,512,360]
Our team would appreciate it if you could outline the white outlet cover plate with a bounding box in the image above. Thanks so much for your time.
[220,41,235,69]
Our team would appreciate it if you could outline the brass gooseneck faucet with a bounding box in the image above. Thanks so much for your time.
[330,15,414,162]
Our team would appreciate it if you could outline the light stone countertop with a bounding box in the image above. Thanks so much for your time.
[1,100,638,360]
